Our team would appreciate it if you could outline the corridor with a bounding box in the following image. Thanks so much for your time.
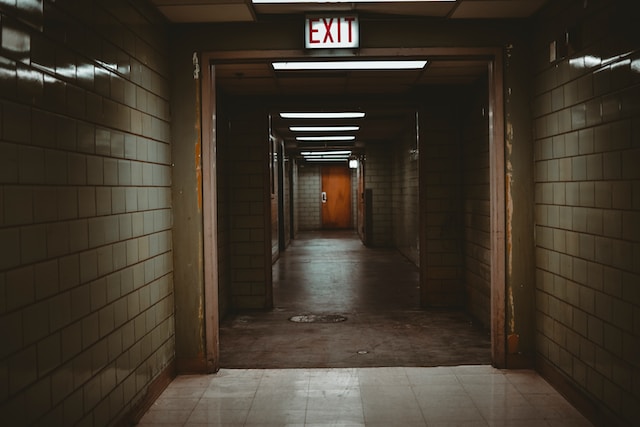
[1,1,637,426]
[219,231,490,368]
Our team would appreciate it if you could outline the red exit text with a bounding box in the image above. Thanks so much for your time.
[305,15,359,49]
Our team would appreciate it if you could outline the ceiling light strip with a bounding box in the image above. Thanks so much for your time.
[301,151,351,156]
[296,136,356,141]
[290,126,360,132]
[304,158,349,162]
[273,60,427,71]
[281,112,365,119]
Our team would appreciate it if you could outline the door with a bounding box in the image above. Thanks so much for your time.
[321,165,352,229]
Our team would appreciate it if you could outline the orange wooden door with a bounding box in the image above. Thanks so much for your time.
[321,166,352,229]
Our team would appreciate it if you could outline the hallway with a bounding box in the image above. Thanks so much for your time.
[1,1,638,426]
[219,231,490,368]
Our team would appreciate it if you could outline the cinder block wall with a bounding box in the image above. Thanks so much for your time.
[420,99,464,306]
[225,101,271,310]
[462,78,491,328]
[365,143,393,246]
[532,1,639,424]
[0,1,173,425]
[216,94,232,319]
[292,158,300,234]
[392,127,420,265]
[297,164,321,230]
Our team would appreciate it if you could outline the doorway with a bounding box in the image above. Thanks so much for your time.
[219,230,490,368]
[201,48,506,370]
[321,165,352,229]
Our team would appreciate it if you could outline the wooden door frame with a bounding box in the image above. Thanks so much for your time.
[200,47,506,369]
[201,58,219,372]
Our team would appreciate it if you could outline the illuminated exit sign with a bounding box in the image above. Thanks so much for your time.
[305,15,359,49]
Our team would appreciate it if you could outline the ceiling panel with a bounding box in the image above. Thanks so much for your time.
[216,58,489,153]
[149,0,550,23]
[154,2,255,23]
[146,1,550,156]
[450,0,549,18]
[251,2,456,18]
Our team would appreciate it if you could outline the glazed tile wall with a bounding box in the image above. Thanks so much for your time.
[462,78,491,328]
[0,1,173,425]
[225,103,271,309]
[392,126,419,266]
[532,1,640,424]
[420,100,465,307]
[296,165,321,230]
[216,95,232,319]
[364,143,393,247]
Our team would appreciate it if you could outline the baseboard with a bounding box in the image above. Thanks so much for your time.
[117,360,176,426]
[176,356,211,374]
[506,352,534,369]
[536,357,626,427]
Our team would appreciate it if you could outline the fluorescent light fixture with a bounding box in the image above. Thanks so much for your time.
[297,136,355,141]
[290,126,359,132]
[273,60,427,71]
[281,112,365,119]
[304,158,349,162]
[255,1,454,3]
[301,151,351,156]
[305,156,350,160]
[349,159,358,169]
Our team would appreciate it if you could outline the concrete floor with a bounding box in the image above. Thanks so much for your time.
[220,231,491,368]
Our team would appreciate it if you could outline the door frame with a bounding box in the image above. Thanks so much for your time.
[200,47,506,369]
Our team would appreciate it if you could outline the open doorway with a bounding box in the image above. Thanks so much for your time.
[201,48,506,371]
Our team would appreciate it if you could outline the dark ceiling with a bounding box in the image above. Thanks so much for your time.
[215,59,490,151]
[148,1,548,155]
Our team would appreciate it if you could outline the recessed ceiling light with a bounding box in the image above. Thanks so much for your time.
[296,136,356,141]
[290,126,360,132]
[273,60,427,71]
[280,112,365,119]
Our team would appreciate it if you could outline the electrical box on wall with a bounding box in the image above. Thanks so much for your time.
[549,26,581,63]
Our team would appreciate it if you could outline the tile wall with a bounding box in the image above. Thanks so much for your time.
[392,124,420,266]
[532,0,640,424]
[420,97,465,307]
[224,101,271,310]
[364,143,393,247]
[296,165,322,230]
[0,1,173,425]
[462,78,491,328]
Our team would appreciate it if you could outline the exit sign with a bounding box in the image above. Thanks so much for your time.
[305,15,359,49]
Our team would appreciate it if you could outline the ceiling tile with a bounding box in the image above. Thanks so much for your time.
[156,3,254,23]
[451,0,548,19]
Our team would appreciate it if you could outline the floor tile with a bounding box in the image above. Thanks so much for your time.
[138,367,594,427]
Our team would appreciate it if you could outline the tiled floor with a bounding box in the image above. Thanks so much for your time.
[138,365,594,426]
